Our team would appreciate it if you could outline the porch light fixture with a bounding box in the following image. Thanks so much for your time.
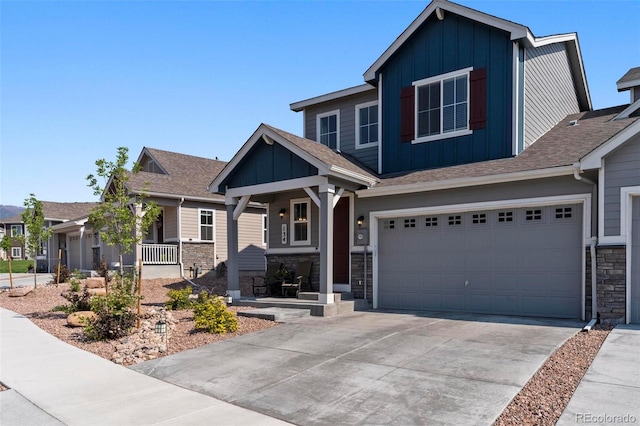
[357,215,365,227]
[279,208,287,219]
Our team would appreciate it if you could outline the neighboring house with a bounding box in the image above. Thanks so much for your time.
[0,225,6,260]
[210,0,640,324]
[52,147,267,279]
[1,202,97,271]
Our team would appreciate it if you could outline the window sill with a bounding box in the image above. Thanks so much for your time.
[411,129,472,144]
[355,142,379,150]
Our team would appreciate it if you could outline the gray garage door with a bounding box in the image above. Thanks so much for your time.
[378,204,583,318]
[631,197,640,324]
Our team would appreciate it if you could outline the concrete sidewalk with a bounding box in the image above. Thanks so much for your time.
[0,308,291,426]
[558,324,640,425]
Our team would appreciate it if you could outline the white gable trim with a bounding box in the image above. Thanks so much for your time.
[580,119,640,170]
[290,84,375,112]
[364,0,529,82]
[614,98,640,121]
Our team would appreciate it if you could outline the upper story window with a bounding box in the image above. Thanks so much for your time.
[356,101,379,149]
[199,209,214,241]
[10,225,22,237]
[290,198,310,245]
[402,67,486,145]
[262,214,268,246]
[414,68,471,143]
[317,110,340,150]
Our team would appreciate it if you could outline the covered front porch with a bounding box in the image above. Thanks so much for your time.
[208,124,378,313]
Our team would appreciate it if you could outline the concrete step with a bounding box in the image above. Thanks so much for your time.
[237,307,310,322]
[297,292,353,301]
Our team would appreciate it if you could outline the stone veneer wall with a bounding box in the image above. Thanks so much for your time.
[351,251,373,302]
[266,253,320,292]
[182,242,216,275]
[595,246,626,323]
[585,247,593,321]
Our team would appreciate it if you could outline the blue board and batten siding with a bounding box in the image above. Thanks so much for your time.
[220,138,318,190]
[379,13,513,174]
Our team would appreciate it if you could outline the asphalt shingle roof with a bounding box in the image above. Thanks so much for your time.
[127,148,227,201]
[617,67,640,85]
[2,202,97,224]
[373,106,640,188]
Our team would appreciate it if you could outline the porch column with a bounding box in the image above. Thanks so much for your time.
[226,200,240,299]
[318,184,335,304]
[134,203,143,269]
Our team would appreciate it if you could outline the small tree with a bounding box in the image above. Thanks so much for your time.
[86,147,160,282]
[1,235,14,289]
[21,194,53,289]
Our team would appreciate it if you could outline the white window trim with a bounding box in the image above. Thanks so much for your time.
[290,198,311,246]
[11,247,21,258]
[10,225,22,237]
[262,213,268,246]
[412,66,473,144]
[355,101,379,149]
[316,109,340,150]
[198,208,216,243]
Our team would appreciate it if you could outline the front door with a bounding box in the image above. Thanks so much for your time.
[333,197,349,284]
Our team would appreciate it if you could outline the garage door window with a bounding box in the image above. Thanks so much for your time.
[555,207,573,219]
[425,217,438,227]
[472,213,487,224]
[404,218,416,228]
[497,211,514,223]
[448,215,462,226]
[525,209,543,221]
[384,220,395,229]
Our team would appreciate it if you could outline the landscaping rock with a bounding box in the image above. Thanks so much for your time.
[84,278,105,289]
[67,311,97,327]
[8,288,33,297]
[87,288,107,296]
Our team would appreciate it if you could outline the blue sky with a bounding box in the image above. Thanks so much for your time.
[2,0,639,207]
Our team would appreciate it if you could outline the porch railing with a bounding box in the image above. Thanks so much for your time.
[142,244,178,265]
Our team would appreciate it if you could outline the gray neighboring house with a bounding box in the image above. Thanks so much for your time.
[210,0,640,324]
[1,202,97,271]
[51,147,267,279]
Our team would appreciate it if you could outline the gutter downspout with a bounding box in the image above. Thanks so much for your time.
[574,163,598,323]
[178,197,184,277]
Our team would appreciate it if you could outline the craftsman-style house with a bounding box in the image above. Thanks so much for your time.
[211,0,640,323]
[51,148,267,279]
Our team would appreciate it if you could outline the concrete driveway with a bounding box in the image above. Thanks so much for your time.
[132,311,583,425]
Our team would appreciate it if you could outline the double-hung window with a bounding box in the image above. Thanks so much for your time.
[10,225,22,237]
[317,110,340,150]
[199,209,214,241]
[356,101,379,148]
[290,198,310,245]
[11,247,21,259]
[413,67,472,143]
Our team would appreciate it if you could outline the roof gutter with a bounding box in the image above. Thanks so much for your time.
[357,165,576,198]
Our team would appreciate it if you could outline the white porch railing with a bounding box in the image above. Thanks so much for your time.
[142,244,178,265]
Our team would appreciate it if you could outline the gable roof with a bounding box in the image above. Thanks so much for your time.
[363,0,590,110]
[359,106,640,197]
[127,147,228,202]
[1,201,97,224]
[617,67,640,92]
[209,124,378,194]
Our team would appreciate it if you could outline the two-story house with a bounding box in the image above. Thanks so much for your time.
[52,147,267,279]
[210,0,640,323]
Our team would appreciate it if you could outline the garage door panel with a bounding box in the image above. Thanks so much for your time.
[378,203,583,319]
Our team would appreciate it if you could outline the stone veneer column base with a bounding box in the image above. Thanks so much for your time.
[595,245,626,324]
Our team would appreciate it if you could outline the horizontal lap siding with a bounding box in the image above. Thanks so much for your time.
[524,43,580,148]
[238,209,266,271]
[304,90,379,171]
[164,206,178,240]
[604,134,640,236]
[180,205,199,240]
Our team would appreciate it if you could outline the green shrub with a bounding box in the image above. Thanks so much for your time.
[57,288,92,313]
[51,264,71,283]
[84,276,140,341]
[193,297,238,334]
[165,286,193,310]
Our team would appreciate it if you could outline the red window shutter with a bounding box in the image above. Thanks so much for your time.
[400,86,415,142]
[469,68,487,130]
